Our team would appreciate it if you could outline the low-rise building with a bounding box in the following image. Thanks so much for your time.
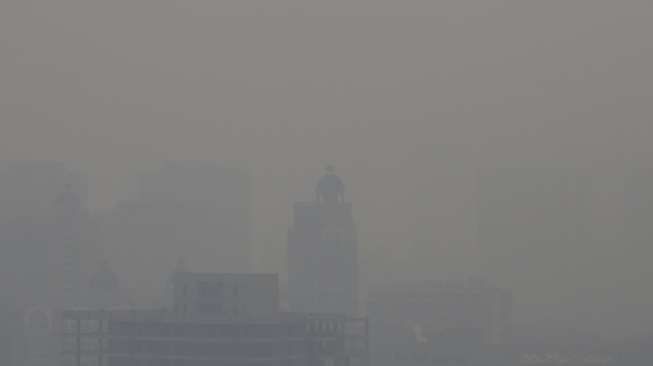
[60,272,369,366]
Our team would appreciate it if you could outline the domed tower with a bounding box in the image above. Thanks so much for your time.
[288,166,359,316]
[316,165,345,204]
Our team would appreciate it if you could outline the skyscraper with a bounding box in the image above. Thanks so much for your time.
[0,161,88,308]
[0,161,90,366]
[100,161,252,303]
[288,167,359,316]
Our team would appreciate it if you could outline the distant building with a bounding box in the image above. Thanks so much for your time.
[60,272,369,366]
[0,161,89,309]
[288,167,359,316]
[170,272,279,318]
[86,260,130,309]
[99,161,253,303]
[368,279,512,366]
[0,305,20,366]
[0,161,92,366]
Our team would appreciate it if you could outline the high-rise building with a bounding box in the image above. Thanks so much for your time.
[288,167,359,316]
[0,161,91,366]
[100,161,252,303]
[0,161,88,308]
[0,304,19,366]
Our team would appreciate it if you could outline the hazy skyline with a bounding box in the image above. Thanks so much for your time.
[2,0,653,338]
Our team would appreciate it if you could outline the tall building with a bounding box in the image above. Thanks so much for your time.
[0,161,88,308]
[54,182,87,308]
[99,161,252,303]
[0,305,19,366]
[0,161,94,366]
[288,167,359,316]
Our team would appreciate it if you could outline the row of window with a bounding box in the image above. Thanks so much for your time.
[107,339,307,358]
[63,319,104,333]
[109,322,306,338]
[107,356,306,366]
[61,337,348,357]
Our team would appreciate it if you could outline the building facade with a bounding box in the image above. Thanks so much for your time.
[61,310,369,366]
[287,168,359,316]
[61,272,369,366]
[170,272,279,319]
[0,161,94,366]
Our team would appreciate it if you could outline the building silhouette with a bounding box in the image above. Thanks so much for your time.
[171,272,280,318]
[0,162,93,366]
[288,167,359,316]
[99,161,252,303]
[61,272,369,366]
[0,161,89,309]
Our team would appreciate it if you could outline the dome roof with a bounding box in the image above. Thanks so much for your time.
[316,167,344,203]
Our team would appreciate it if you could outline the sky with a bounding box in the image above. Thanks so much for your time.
[1,0,653,338]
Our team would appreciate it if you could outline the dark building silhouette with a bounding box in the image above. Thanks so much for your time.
[288,167,359,316]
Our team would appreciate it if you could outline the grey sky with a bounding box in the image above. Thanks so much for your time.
[1,0,653,337]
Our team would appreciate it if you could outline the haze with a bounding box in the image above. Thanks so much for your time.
[1,0,653,341]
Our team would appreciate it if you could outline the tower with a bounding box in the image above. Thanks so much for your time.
[288,167,359,316]
[54,183,84,308]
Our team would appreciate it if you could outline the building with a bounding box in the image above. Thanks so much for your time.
[287,167,359,316]
[86,260,131,309]
[61,272,369,366]
[0,161,89,309]
[99,161,252,303]
[0,161,93,366]
[170,272,279,318]
[368,279,512,366]
[0,304,20,366]
[61,310,369,366]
